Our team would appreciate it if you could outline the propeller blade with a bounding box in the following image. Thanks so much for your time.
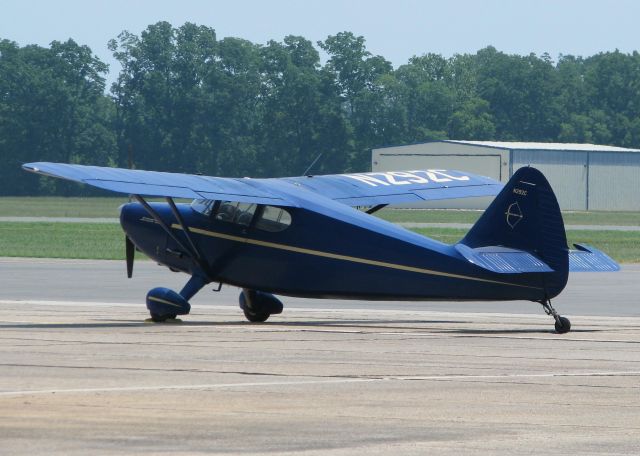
[125,236,135,278]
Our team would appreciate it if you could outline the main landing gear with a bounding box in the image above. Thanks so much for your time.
[145,275,207,323]
[144,279,285,324]
[540,299,571,334]
[239,289,283,323]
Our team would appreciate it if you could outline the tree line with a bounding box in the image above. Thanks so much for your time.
[1,21,639,195]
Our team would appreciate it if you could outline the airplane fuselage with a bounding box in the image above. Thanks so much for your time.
[120,200,554,304]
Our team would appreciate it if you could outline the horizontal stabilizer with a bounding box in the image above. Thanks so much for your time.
[455,244,553,274]
[568,244,620,272]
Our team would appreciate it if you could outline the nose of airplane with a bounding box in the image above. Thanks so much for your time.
[119,202,137,230]
[119,201,153,236]
[119,201,165,263]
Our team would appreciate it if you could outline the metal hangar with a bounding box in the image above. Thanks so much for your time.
[372,140,640,210]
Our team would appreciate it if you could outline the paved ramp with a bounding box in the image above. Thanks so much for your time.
[0,301,639,455]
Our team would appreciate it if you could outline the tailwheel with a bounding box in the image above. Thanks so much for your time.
[239,289,283,323]
[540,299,571,334]
[554,316,571,334]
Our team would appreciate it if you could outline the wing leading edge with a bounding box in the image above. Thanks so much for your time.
[22,162,296,206]
[23,163,503,207]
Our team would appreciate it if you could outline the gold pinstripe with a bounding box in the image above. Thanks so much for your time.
[171,224,541,290]
[148,295,184,308]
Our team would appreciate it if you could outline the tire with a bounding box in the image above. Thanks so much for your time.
[554,316,571,334]
[243,308,270,323]
[150,313,177,323]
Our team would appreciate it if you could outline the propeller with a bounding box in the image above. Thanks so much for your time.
[125,236,135,278]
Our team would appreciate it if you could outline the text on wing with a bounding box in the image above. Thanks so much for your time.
[344,170,471,187]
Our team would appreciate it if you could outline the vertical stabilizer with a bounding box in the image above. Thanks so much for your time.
[460,167,569,298]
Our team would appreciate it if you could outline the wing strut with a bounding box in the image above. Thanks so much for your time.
[132,195,210,278]
[366,204,387,215]
[165,197,203,261]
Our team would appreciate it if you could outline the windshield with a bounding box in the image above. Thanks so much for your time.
[190,199,216,216]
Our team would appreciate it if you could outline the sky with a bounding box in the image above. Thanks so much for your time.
[2,0,639,87]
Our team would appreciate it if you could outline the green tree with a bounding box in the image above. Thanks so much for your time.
[319,32,393,170]
[0,39,115,195]
[448,98,496,139]
[475,47,560,141]
[204,36,263,176]
[395,54,455,142]
[109,22,218,174]
[258,36,350,175]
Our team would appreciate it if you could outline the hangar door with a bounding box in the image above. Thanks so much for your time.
[376,154,503,180]
[589,152,640,211]
[512,150,587,210]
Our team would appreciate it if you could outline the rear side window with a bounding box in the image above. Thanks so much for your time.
[256,206,291,232]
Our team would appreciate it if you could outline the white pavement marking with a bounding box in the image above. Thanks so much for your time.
[1,371,639,398]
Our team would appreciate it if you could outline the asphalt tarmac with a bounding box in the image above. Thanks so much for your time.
[1,258,639,454]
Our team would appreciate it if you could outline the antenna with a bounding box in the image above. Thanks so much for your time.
[302,153,323,176]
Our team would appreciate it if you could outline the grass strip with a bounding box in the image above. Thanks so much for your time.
[412,228,640,263]
[0,222,127,260]
[1,198,639,226]
[0,222,637,263]
[377,209,640,226]
[0,197,128,218]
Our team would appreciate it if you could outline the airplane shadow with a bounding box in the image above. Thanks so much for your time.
[264,320,603,335]
[435,328,602,335]
[0,318,604,334]
[0,319,458,330]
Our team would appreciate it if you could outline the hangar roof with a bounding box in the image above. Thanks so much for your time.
[441,140,640,153]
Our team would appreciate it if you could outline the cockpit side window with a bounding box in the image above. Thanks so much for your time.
[215,201,257,226]
[256,206,292,232]
[192,200,290,232]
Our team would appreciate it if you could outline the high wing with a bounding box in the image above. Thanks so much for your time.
[22,162,295,206]
[23,162,503,207]
[281,169,502,206]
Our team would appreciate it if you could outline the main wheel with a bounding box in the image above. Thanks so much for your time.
[150,313,177,323]
[242,308,270,323]
[554,316,571,334]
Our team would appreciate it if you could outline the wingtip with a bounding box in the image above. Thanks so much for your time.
[22,163,39,172]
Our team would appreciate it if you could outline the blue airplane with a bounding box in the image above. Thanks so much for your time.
[23,163,619,333]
